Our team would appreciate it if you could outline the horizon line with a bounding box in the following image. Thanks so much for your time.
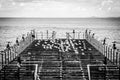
[0,16,120,19]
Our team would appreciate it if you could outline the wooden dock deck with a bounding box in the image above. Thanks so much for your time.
[0,30,119,80]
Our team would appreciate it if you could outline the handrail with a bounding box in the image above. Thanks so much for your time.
[36,30,85,40]
[85,30,120,66]
[0,30,36,70]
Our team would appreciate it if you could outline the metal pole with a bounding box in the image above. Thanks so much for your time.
[15,46,17,57]
[110,49,112,62]
[116,49,120,66]
[47,30,48,39]
[83,32,85,39]
[78,32,81,39]
[8,49,9,63]
[11,49,14,61]
[66,32,67,39]
[116,51,118,65]
[1,53,4,68]
[10,49,11,62]
[60,52,62,80]
[41,32,43,39]
[73,30,75,39]
[5,51,7,64]
[103,45,105,56]
[108,47,110,60]
[113,42,116,64]
[14,47,16,58]
[106,46,107,58]
[113,49,115,64]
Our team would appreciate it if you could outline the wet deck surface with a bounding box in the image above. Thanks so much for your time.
[0,39,118,80]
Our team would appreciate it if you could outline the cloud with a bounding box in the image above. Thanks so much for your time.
[0,0,120,17]
[101,0,113,6]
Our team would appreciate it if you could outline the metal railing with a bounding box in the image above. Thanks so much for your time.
[0,30,36,70]
[36,30,56,40]
[85,30,120,66]
[36,30,85,40]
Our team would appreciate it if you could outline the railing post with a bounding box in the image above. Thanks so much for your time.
[112,42,117,64]
[113,49,115,64]
[12,48,14,61]
[78,32,81,39]
[110,49,112,62]
[41,32,43,39]
[118,53,120,66]
[14,46,17,57]
[83,32,84,39]
[116,51,118,65]
[103,45,105,56]
[10,49,11,62]
[7,49,9,63]
[108,47,110,60]
[1,52,4,68]
[47,30,48,39]
[52,31,56,40]
[73,30,75,39]
[105,46,107,57]
[5,51,7,64]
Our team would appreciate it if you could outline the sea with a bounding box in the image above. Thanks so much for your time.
[0,18,120,51]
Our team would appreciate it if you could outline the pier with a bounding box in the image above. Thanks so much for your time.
[0,29,119,80]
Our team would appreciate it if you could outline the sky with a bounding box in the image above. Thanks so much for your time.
[0,0,120,17]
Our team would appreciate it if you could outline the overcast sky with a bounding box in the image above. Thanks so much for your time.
[0,0,120,17]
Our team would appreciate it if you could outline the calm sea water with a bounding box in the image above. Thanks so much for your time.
[0,18,120,50]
